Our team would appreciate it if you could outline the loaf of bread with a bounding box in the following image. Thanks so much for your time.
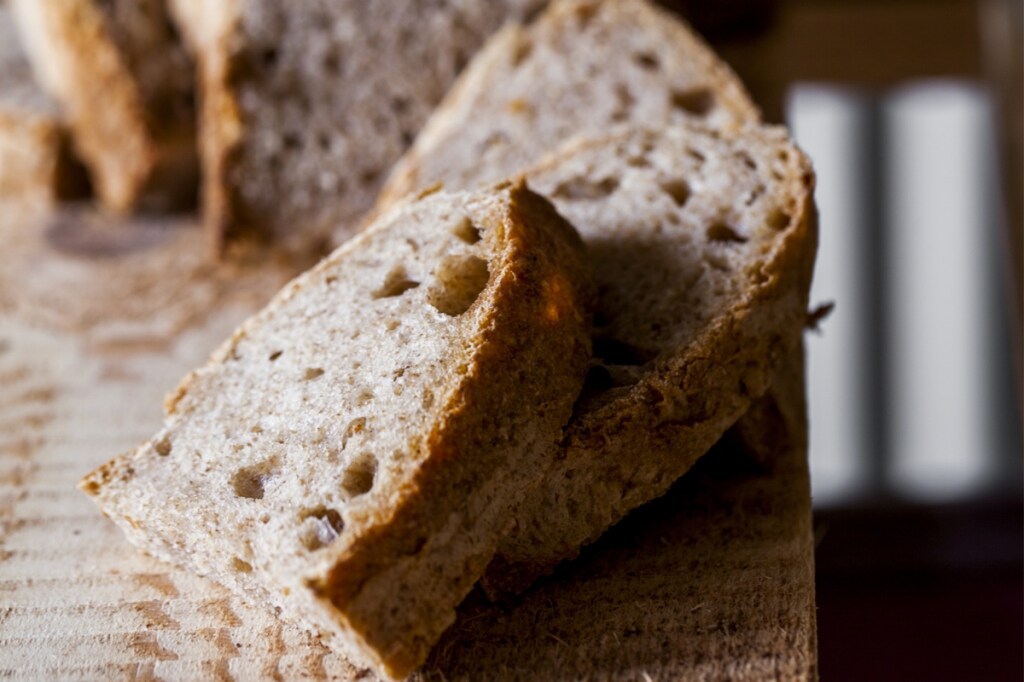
[174,0,545,257]
[80,180,593,680]
[374,0,761,213]
[9,0,196,212]
[0,6,85,203]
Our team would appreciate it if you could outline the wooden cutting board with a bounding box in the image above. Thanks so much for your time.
[0,204,817,681]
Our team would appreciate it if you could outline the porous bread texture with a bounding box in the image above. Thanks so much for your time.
[374,0,760,212]
[479,124,818,597]
[8,0,196,211]
[80,181,593,680]
[0,5,70,202]
[183,0,544,258]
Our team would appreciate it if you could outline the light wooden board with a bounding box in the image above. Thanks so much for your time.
[0,204,817,681]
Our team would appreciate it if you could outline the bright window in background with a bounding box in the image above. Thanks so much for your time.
[786,80,1017,507]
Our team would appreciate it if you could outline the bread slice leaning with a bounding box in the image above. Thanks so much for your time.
[9,0,196,212]
[0,6,85,203]
[480,124,817,597]
[373,0,760,214]
[79,181,593,680]
[176,0,544,258]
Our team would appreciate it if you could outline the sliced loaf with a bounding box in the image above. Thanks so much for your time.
[0,6,85,203]
[177,0,545,257]
[9,0,196,211]
[374,0,760,213]
[79,180,593,680]
[482,124,817,596]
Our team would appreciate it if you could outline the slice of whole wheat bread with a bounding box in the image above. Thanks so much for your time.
[373,0,761,216]
[9,0,196,212]
[480,124,817,596]
[79,180,593,680]
[0,6,85,203]
[177,0,544,258]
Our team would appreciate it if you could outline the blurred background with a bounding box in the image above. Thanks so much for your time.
[669,0,1023,679]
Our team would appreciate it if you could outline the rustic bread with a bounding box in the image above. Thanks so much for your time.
[374,0,760,212]
[9,0,196,212]
[79,181,593,680]
[477,124,817,597]
[0,6,85,203]
[177,0,545,257]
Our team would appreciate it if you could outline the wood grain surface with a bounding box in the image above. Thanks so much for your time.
[0,203,817,681]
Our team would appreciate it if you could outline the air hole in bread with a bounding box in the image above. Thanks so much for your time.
[342,417,366,449]
[767,208,791,231]
[634,52,660,70]
[453,48,470,74]
[298,507,345,551]
[688,148,707,163]
[452,217,481,244]
[660,179,691,207]
[574,2,599,25]
[232,558,253,573]
[745,185,766,206]
[323,52,341,74]
[511,38,533,67]
[611,85,635,123]
[304,368,325,381]
[483,131,509,150]
[232,459,278,500]
[428,255,489,316]
[282,133,302,151]
[707,222,748,244]
[593,337,657,366]
[342,453,378,497]
[671,88,715,117]
[391,97,410,115]
[373,266,420,299]
[738,152,757,170]
[551,177,619,200]
[268,350,283,361]
[154,436,172,457]
[401,130,415,147]
[360,169,381,186]
[260,47,279,68]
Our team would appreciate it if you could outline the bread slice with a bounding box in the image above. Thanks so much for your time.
[9,0,196,212]
[79,180,593,680]
[0,6,86,203]
[477,124,817,597]
[177,0,545,258]
[374,0,761,212]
